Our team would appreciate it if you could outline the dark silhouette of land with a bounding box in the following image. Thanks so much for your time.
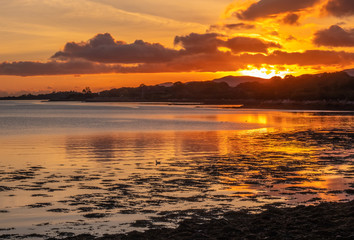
[2,71,354,110]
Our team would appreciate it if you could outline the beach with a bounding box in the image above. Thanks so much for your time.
[52,200,354,240]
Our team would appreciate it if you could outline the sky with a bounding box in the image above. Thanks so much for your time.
[1,0,354,96]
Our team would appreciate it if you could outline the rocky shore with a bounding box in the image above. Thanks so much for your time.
[54,200,354,240]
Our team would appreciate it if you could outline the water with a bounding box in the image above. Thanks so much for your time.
[0,100,353,238]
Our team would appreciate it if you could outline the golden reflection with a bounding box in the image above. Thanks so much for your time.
[296,176,349,201]
[241,128,271,134]
[174,110,354,132]
[0,110,353,220]
[215,114,269,125]
[224,185,258,197]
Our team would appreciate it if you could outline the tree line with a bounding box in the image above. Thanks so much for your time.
[2,71,353,102]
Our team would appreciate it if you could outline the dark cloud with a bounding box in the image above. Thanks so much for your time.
[118,50,354,73]
[336,21,346,25]
[152,50,354,72]
[313,25,354,47]
[2,32,354,76]
[324,0,354,17]
[240,50,354,66]
[0,60,116,76]
[175,33,281,54]
[142,52,246,73]
[224,23,256,30]
[283,13,299,25]
[225,36,281,53]
[209,23,255,31]
[174,33,223,54]
[52,33,179,63]
[236,0,319,20]
[53,32,280,65]
[2,49,354,76]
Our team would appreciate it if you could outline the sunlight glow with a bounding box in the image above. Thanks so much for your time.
[217,47,232,53]
[239,65,291,79]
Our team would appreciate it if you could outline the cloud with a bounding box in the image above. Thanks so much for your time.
[1,32,354,76]
[174,33,223,54]
[225,36,281,53]
[324,0,354,17]
[2,49,354,76]
[313,25,354,47]
[283,13,299,25]
[174,33,281,54]
[235,0,320,20]
[0,60,116,76]
[52,33,179,63]
[139,49,354,72]
[209,23,255,31]
[286,35,297,41]
[240,50,354,66]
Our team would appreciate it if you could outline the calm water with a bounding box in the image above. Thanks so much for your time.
[0,100,353,238]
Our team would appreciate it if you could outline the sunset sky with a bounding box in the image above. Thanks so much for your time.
[1,0,354,96]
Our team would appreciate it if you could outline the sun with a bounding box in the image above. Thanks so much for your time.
[238,65,291,79]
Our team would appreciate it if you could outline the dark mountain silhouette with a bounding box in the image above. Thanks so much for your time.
[156,75,266,88]
[212,75,267,87]
[157,82,174,87]
[96,71,354,102]
[2,71,354,109]
[344,68,354,77]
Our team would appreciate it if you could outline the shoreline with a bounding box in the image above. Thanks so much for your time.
[51,200,354,240]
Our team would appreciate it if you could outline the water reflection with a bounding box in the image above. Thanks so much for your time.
[0,103,353,237]
[62,127,353,207]
[181,110,354,130]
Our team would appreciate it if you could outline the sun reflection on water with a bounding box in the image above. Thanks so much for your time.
[0,103,353,237]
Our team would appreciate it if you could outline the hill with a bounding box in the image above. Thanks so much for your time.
[212,75,267,87]
[1,71,354,109]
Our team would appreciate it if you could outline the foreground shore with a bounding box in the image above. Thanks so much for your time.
[53,200,354,240]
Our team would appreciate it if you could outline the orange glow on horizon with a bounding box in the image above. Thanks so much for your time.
[239,67,288,79]
[238,65,311,79]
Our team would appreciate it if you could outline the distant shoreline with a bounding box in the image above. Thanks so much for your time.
[1,98,353,111]
[1,71,353,111]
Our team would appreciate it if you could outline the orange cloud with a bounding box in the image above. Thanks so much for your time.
[1,23,354,77]
[239,50,354,66]
[209,23,256,31]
